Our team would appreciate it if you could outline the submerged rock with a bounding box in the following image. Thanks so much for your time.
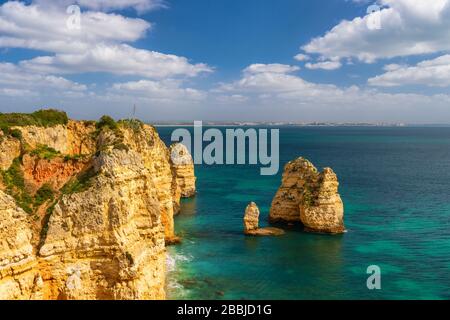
[269,157,345,234]
[244,202,285,236]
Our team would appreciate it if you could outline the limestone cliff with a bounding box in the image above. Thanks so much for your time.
[0,111,195,300]
[169,143,196,215]
[0,190,37,300]
[0,133,21,170]
[14,120,96,156]
[269,157,345,234]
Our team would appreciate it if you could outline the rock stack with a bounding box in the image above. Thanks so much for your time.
[169,143,196,216]
[244,202,284,236]
[270,157,345,234]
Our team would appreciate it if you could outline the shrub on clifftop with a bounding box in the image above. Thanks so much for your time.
[96,115,118,131]
[0,109,68,134]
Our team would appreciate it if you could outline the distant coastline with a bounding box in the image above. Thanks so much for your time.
[151,121,450,127]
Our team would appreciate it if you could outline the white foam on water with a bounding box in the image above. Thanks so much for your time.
[165,250,194,299]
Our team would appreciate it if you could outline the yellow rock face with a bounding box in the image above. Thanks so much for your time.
[243,202,260,233]
[270,157,345,234]
[0,120,195,300]
[0,135,21,170]
[0,191,37,300]
[169,143,196,215]
[14,120,96,156]
[244,202,285,237]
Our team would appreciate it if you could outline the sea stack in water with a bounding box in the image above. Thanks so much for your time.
[270,157,345,234]
[244,202,284,236]
[169,143,196,215]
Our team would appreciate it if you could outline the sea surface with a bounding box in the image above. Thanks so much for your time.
[157,126,450,300]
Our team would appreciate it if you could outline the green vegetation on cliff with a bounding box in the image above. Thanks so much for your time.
[96,115,118,131]
[1,156,56,214]
[34,184,55,207]
[119,119,144,133]
[30,144,61,160]
[1,157,33,214]
[61,167,97,195]
[0,109,69,135]
[94,115,134,152]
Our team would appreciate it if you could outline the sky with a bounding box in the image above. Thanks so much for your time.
[0,0,450,123]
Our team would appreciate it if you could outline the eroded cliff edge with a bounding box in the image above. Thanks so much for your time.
[0,110,195,300]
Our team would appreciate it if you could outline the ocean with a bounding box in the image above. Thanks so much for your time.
[157,126,450,300]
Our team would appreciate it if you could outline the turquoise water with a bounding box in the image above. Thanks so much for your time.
[158,126,450,300]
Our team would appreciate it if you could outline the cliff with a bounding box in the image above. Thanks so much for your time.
[169,143,196,215]
[0,111,195,300]
[269,157,345,234]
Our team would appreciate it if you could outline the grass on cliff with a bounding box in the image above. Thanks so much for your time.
[61,167,98,195]
[118,119,144,133]
[39,167,98,248]
[34,184,55,207]
[0,109,69,136]
[30,144,61,160]
[94,115,132,152]
[1,157,33,213]
[1,157,56,214]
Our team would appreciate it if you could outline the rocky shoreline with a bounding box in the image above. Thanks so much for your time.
[0,110,344,300]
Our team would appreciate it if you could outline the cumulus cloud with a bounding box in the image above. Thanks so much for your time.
[0,1,151,53]
[110,79,206,101]
[369,54,450,87]
[302,0,450,63]
[244,63,300,74]
[294,53,311,62]
[218,64,312,93]
[0,1,211,79]
[305,60,342,70]
[214,63,450,122]
[34,0,166,13]
[20,44,212,79]
[0,63,86,92]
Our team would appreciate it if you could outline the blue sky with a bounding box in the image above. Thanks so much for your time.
[1,0,450,122]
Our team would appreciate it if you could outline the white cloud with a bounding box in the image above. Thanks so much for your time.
[0,62,88,103]
[305,60,342,70]
[20,44,212,79]
[294,53,310,62]
[382,64,405,72]
[34,0,166,13]
[214,63,450,122]
[110,79,206,102]
[0,2,211,79]
[0,88,37,97]
[302,0,450,63]
[218,64,313,93]
[369,54,450,87]
[244,63,300,75]
[0,63,87,94]
[0,2,151,53]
